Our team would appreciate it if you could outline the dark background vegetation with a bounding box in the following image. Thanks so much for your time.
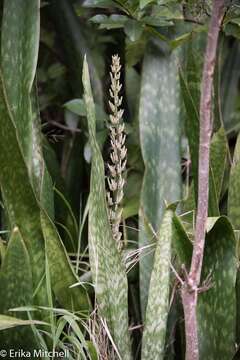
[1,0,240,359]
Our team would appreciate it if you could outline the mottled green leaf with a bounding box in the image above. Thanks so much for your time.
[139,43,181,316]
[0,71,46,307]
[141,209,173,360]
[179,70,198,194]
[179,69,219,216]
[206,217,220,233]
[125,66,141,120]
[210,127,228,199]
[1,0,54,218]
[0,0,83,317]
[0,228,36,350]
[32,84,54,218]
[180,41,223,216]
[236,269,240,345]
[83,57,132,359]
[198,216,237,359]
[0,72,89,312]
[172,214,192,267]
[220,41,240,131]
[1,0,42,186]
[228,132,240,229]
[40,212,89,312]
[179,51,199,194]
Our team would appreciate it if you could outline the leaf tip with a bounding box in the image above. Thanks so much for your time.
[13,226,19,234]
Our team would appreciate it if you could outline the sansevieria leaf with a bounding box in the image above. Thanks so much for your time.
[179,41,225,216]
[83,57,132,359]
[139,43,181,316]
[0,71,89,312]
[179,69,219,217]
[0,0,89,315]
[40,211,89,312]
[0,71,46,308]
[0,228,36,350]
[141,208,174,360]
[220,41,240,132]
[228,132,240,229]
[210,127,228,200]
[198,217,237,359]
[172,213,192,267]
[1,0,41,182]
[1,0,54,210]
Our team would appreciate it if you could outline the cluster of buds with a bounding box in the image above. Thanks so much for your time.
[106,55,127,250]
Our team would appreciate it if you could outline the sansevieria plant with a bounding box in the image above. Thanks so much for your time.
[0,0,239,359]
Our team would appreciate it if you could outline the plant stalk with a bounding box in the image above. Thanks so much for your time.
[107,55,127,250]
[181,1,225,359]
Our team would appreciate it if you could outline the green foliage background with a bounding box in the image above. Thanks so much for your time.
[0,0,240,359]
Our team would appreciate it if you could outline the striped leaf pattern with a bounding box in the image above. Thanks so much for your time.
[0,71,89,312]
[1,0,42,183]
[1,0,54,207]
[228,132,240,229]
[139,43,181,316]
[172,213,192,267]
[141,209,174,360]
[0,228,36,350]
[40,211,90,312]
[198,217,237,359]
[179,70,219,216]
[0,0,89,316]
[0,72,46,307]
[210,127,228,200]
[82,57,132,359]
